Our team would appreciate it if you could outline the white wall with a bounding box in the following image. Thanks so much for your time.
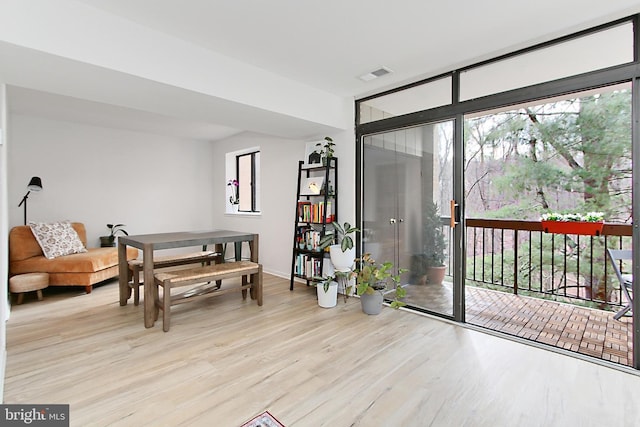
[8,115,216,244]
[0,84,8,402]
[211,129,356,279]
[7,114,356,277]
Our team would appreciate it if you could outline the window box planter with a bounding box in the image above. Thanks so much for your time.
[541,220,604,236]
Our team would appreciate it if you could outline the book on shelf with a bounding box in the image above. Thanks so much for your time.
[295,254,322,279]
[298,200,333,223]
[296,229,323,251]
[297,201,312,222]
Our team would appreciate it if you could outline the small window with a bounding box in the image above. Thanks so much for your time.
[226,147,261,213]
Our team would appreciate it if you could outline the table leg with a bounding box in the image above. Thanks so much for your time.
[143,246,155,328]
[250,234,259,263]
[118,242,129,306]
[215,243,223,288]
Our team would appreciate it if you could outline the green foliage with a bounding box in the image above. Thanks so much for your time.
[465,90,632,222]
[355,253,406,309]
[106,223,128,237]
[318,221,359,252]
[315,136,335,159]
[315,269,355,296]
[423,202,446,267]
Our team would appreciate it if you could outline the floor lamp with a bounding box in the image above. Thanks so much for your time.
[18,176,43,225]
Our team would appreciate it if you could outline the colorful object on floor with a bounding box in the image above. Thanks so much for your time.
[241,410,285,427]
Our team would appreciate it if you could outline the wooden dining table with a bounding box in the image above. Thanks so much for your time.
[118,230,259,328]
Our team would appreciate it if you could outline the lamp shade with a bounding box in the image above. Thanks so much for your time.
[27,176,42,191]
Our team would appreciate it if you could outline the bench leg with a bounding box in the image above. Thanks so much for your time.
[132,265,141,306]
[256,265,263,306]
[163,282,171,332]
[153,280,161,322]
[242,275,248,300]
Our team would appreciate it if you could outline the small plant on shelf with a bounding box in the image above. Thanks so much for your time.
[315,136,335,165]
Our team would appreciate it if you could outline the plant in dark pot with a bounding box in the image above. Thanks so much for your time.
[355,253,406,315]
[315,136,335,166]
[100,223,128,247]
[422,201,447,285]
[318,221,359,273]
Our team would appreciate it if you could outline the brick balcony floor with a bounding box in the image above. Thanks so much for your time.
[402,282,633,366]
[465,286,633,366]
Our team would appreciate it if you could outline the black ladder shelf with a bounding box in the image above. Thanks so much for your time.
[289,157,338,290]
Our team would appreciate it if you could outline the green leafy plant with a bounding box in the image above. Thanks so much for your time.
[315,270,356,302]
[355,253,407,309]
[540,212,604,222]
[315,136,335,159]
[423,201,447,267]
[100,223,128,247]
[318,221,359,252]
[107,223,128,238]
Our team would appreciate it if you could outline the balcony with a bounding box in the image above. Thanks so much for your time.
[404,218,634,367]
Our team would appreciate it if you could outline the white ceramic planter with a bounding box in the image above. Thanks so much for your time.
[329,245,355,272]
[317,281,338,308]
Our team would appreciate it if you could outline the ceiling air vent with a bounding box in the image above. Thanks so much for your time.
[358,66,393,82]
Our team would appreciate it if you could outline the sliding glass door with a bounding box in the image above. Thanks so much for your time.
[361,120,457,318]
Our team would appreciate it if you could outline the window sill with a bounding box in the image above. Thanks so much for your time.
[225,211,261,217]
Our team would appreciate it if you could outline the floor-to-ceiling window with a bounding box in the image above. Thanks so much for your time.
[356,15,640,369]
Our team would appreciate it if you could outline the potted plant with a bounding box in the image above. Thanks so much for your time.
[315,136,335,166]
[227,179,239,212]
[540,211,605,236]
[355,253,406,314]
[318,221,359,272]
[423,201,447,285]
[315,269,355,307]
[100,223,128,247]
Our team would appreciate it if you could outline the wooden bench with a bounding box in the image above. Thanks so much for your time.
[128,251,221,306]
[153,260,263,332]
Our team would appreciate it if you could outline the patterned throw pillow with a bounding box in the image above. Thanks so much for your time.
[28,221,88,259]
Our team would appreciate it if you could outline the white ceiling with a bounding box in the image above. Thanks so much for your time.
[6,0,640,141]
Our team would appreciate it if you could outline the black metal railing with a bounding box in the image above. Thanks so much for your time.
[463,219,632,309]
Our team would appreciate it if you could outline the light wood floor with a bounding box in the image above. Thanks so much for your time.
[5,274,640,427]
